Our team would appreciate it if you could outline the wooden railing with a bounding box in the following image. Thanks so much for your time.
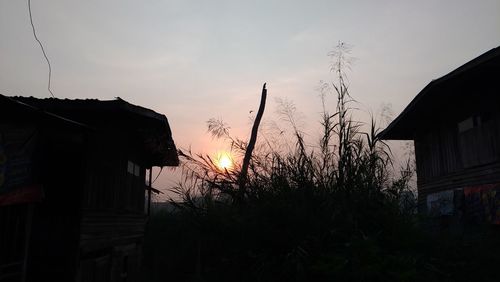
[79,211,147,253]
[0,261,23,282]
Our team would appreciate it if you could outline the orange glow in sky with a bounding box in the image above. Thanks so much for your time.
[216,151,234,171]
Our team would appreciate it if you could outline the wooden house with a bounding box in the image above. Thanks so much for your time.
[0,95,178,282]
[380,46,500,223]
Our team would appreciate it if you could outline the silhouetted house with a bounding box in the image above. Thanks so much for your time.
[0,95,178,281]
[380,46,500,224]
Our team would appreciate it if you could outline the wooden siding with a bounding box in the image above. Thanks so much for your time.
[77,242,142,282]
[77,133,149,282]
[24,129,84,282]
[82,162,146,215]
[79,211,147,253]
[458,118,499,167]
[416,116,500,181]
[0,204,29,282]
[415,113,500,209]
[83,134,146,213]
[78,211,145,282]
[415,125,462,182]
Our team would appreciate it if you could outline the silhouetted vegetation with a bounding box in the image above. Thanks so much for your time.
[142,43,500,281]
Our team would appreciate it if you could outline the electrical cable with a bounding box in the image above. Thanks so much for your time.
[28,0,55,98]
[152,167,163,185]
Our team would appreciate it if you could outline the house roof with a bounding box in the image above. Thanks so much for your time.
[379,46,500,140]
[0,94,90,129]
[0,94,179,167]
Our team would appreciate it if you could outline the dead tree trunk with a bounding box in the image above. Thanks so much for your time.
[238,83,267,199]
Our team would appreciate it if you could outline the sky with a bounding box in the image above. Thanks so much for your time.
[1,0,499,194]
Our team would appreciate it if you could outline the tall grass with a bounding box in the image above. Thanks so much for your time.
[141,43,422,281]
[142,43,500,281]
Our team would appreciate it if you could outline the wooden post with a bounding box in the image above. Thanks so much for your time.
[22,204,34,282]
[239,83,267,198]
[147,168,152,216]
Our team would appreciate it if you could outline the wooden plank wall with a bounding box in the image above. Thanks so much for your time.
[77,133,148,282]
[82,134,146,213]
[0,204,28,282]
[79,211,147,253]
[415,113,500,208]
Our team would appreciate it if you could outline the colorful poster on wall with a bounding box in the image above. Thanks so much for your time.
[0,128,42,206]
[0,184,43,206]
[426,190,454,216]
[0,128,37,193]
[464,183,500,224]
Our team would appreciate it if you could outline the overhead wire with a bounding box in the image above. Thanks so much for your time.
[152,167,163,185]
[28,0,55,98]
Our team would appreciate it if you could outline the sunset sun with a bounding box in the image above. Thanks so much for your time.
[216,152,234,171]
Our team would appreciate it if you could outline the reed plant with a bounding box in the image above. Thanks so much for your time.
[142,43,428,281]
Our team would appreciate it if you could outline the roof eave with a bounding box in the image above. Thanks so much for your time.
[379,46,500,141]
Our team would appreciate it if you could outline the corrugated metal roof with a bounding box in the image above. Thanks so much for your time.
[1,94,179,167]
[379,46,500,140]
